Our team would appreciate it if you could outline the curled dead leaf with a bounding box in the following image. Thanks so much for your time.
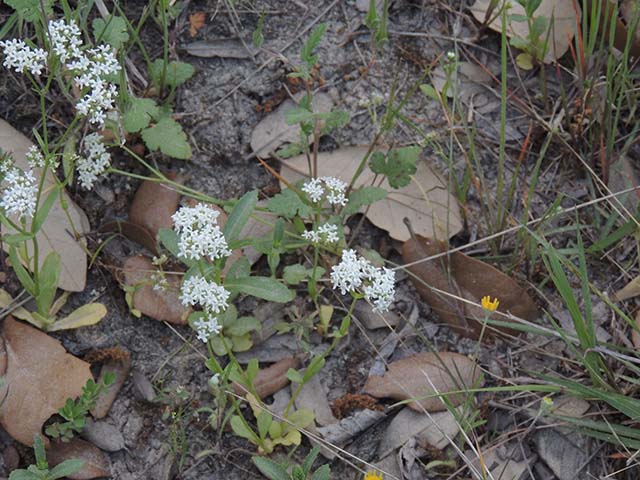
[233,357,300,400]
[128,173,182,248]
[402,235,538,339]
[363,352,484,412]
[188,11,206,37]
[119,255,190,324]
[280,147,463,241]
[0,317,92,446]
[47,438,110,479]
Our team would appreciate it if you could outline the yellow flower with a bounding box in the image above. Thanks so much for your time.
[481,296,499,312]
[365,471,383,480]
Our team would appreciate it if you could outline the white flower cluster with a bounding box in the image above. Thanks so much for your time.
[180,275,230,343]
[76,133,111,189]
[301,176,348,206]
[302,222,339,244]
[0,39,47,76]
[26,146,45,169]
[172,203,232,261]
[193,315,223,343]
[49,20,120,126]
[180,275,230,314]
[48,19,82,62]
[330,249,396,312]
[0,160,38,220]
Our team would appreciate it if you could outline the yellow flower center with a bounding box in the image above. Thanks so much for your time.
[364,471,383,480]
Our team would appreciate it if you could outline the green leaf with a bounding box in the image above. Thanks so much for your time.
[3,233,34,245]
[5,0,52,22]
[301,446,321,475]
[8,470,41,480]
[268,189,312,219]
[34,435,47,469]
[311,464,330,480]
[157,228,179,257]
[230,333,253,352]
[343,186,387,216]
[123,97,160,133]
[224,190,258,243]
[252,9,265,48]
[303,355,325,383]
[283,264,309,285]
[287,408,315,429]
[251,456,290,480]
[230,415,259,443]
[48,460,85,480]
[530,15,548,40]
[257,410,272,440]
[149,59,195,89]
[420,84,440,101]
[225,276,294,303]
[210,335,233,356]
[227,316,260,336]
[300,23,327,68]
[516,53,534,70]
[286,368,303,384]
[32,186,60,234]
[9,246,35,295]
[226,256,251,280]
[92,15,129,48]
[141,117,192,159]
[284,107,314,125]
[369,147,420,189]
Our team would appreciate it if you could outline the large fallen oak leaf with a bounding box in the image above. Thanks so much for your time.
[47,438,110,479]
[0,317,92,446]
[251,92,333,158]
[0,119,90,292]
[470,0,577,63]
[279,147,462,241]
[118,255,190,324]
[363,352,483,412]
[402,235,538,340]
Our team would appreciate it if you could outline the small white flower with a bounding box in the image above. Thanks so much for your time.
[302,177,325,203]
[76,133,110,189]
[322,176,347,206]
[180,275,230,314]
[363,267,396,312]
[208,373,220,387]
[0,39,47,76]
[302,176,348,206]
[330,249,368,294]
[69,44,120,89]
[193,315,222,343]
[0,167,38,220]
[26,146,45,169]
[75,82,118,126]
[48,19,83,63]
[330,249,396,312]
[172,203,232,261]
[303,222,339,244]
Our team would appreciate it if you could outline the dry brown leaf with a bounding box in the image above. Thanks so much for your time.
[402,235,538,339]
[363,352,483,412]
[0,317,92,446]
[189,12,206,37]
[0,119,90,292]
[617,0,640,56]
[47,438,110,479]
[128,173,182,248]
[90,349,132,419]
[614,275,640,302]
[119,255,190,324]
[233,356,299,400]
[607,156,640,214]
[293,373,338,427]
[280,147,463,241]
[469,0,578,62]
[251,92,333,157]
